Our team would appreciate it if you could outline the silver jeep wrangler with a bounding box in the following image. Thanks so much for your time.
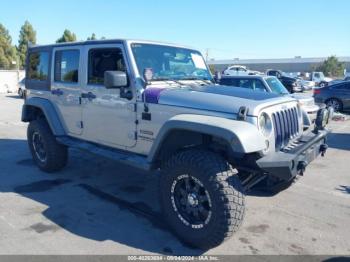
[22,39,330,249]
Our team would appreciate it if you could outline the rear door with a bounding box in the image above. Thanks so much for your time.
[51,46,83,135]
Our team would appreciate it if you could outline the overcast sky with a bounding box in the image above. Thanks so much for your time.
[2,0,349,59]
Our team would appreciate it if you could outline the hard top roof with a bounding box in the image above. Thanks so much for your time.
[28,38,195,51]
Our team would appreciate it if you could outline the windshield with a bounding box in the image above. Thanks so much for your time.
[131,43,212,81]
[265,77,289,94]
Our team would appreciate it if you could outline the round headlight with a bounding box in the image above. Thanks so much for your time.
[258,112,272,137]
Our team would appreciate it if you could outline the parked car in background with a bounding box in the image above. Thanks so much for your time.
[299,78,315,91]
[18,78,26,98]
[223,65,259,76]
[314,81,350,111]
[219,75,319,126]
[328,76,350,86]
[301,72,333,88]
[266,69,302,93]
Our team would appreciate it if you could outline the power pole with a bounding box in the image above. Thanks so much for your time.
[205,48,209,62]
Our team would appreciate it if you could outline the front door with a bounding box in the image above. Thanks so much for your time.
[80,44,137,148]
[51,47,83,135]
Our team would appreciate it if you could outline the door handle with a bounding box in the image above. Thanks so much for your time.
[51,89,63,96]
[81,92,97,101]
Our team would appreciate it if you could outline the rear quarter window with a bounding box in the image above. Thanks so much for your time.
[28,52,50,81]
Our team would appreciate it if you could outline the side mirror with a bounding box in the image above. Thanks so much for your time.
[104,71,127,89]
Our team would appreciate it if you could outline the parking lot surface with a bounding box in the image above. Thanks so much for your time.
[0,93,349,255]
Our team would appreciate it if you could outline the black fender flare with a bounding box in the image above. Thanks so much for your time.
[22,97,66,136]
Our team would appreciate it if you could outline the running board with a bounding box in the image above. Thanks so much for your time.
[56,136,151,171]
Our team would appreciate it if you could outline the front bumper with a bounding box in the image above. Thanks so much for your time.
[256,129,329,182]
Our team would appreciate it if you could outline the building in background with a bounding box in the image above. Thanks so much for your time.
[0,70,25,94]
[208,56,350,74]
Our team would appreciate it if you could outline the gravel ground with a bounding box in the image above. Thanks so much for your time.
[0,93,349,255]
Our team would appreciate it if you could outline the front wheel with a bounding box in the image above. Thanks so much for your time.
[160,149,245,249]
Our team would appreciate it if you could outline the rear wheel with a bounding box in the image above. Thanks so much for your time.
[28,119,68,172]
[160,149,245,249]
[319,82,327,88]
[18,88,23,98]
[326,98,343,112]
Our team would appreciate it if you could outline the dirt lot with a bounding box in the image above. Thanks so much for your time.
[0,93,349,255]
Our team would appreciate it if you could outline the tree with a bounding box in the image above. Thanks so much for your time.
[208,64,216,74]
[17,21,36,68]
[56,29,77,43]
[315,56,345,78]
[87,33,96,40]
[0,23,17,69]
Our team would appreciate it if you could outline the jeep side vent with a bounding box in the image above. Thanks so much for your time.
[237,106,248,121]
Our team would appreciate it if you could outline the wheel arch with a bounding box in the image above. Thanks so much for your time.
[22,97,66,136]
[147,114,266,166]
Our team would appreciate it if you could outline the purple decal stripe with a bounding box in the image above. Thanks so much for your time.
[143,87,167,104]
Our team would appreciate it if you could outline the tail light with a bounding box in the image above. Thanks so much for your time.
[313,89,321,95]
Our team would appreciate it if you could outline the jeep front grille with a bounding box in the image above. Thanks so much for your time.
[272,107,300,150]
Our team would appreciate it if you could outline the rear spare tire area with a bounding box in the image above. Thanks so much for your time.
[27,119,68,173]
[160,149,245,249]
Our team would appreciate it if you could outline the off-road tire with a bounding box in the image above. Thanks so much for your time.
[160,149,245,250]
[27,119,68,172]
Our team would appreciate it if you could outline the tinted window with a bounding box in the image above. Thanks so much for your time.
[88,48,126,85]
[28,52,49,81]
[238,79,266,92]
[220,78,239,86]
[54,50,80,83]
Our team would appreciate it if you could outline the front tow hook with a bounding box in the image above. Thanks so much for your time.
[297,161,308,176]
[320,144,328,157]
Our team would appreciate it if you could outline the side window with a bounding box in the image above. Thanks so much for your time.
[54,50,80,83]
[220,78,238,86]
[254,80,267,92]
[28,52,49,81]
[88,48,127,85]
[239,79,254,89]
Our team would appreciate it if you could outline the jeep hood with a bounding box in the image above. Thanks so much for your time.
[143,84,296,116]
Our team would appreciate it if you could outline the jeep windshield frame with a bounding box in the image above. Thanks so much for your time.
[130,43,213,82]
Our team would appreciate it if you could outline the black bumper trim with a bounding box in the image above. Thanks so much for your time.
[256,129,329,181]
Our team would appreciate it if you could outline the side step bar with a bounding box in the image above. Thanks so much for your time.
[56,136,151,171]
